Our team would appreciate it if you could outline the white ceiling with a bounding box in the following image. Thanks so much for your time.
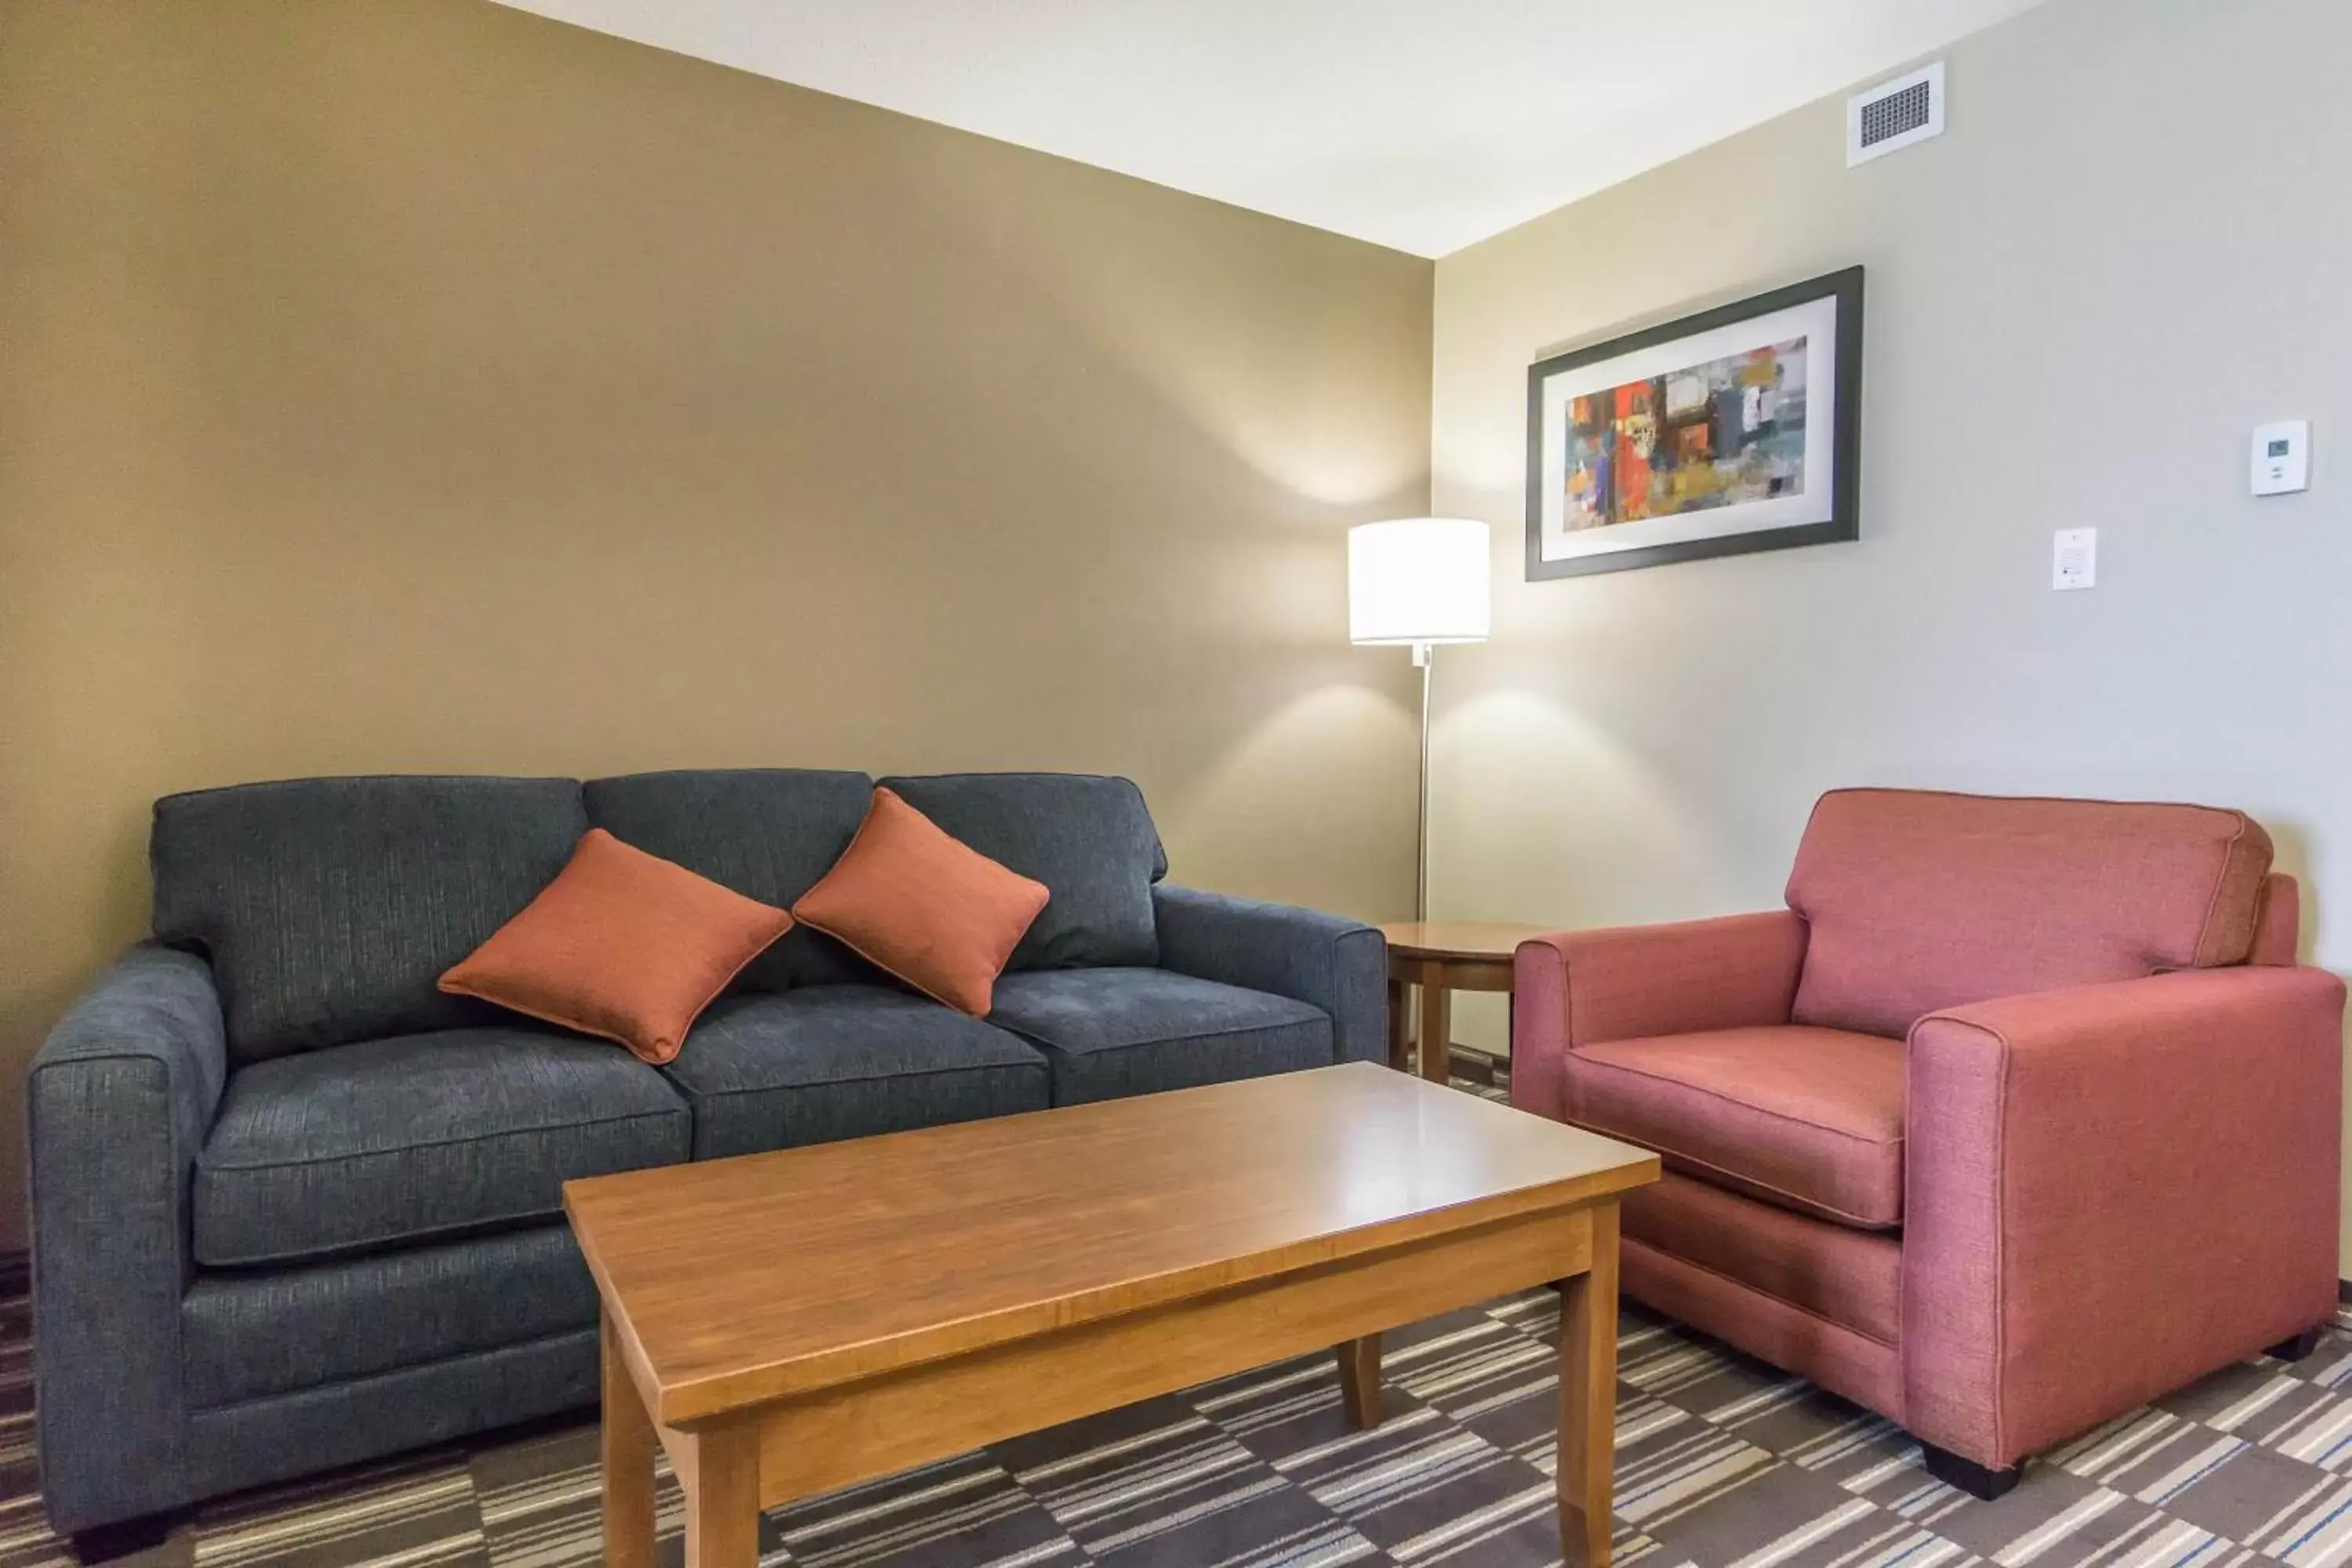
[494,0,2044,258]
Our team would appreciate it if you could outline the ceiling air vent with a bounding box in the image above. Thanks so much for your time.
[1847,61,1946,166]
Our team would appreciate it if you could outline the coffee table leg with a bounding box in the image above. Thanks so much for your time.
[1417,961,1452,1084]
[684,1425,761,1568]
[1336,1334,1382,1428]
[1558,1204,1621,1568]
[601,1311,657,1568]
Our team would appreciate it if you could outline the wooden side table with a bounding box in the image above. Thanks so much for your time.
[1377,922,1554,1084]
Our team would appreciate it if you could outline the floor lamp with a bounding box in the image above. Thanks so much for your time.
[1347,518,1492,921]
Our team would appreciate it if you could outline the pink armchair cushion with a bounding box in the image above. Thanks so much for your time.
[1787,789,2273,1039]
[1564,1025,1905,1229]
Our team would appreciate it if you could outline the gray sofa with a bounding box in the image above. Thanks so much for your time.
[28,768,1386,1537]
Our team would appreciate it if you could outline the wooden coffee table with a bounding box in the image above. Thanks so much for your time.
[566,1062,1658,1568]
[1381,920,1555,1082]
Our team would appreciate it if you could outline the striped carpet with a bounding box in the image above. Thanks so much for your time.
[6,1134,2352,1565]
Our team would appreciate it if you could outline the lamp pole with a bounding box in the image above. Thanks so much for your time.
[1414,641,1432,922]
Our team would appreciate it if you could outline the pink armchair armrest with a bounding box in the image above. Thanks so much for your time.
[1511,911,1809,1120]
[1904,965,2346,1468]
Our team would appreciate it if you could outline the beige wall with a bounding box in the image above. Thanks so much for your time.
[0,1,1433,1247]
[1430,0,2352,1258]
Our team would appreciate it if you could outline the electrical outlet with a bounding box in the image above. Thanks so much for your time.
[2053,528,2096,590]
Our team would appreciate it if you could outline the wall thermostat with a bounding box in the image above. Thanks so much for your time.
[2252,420,2310,496]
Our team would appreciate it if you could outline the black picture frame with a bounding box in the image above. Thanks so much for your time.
[1524,266,1864,580]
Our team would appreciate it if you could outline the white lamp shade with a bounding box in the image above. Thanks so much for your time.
[1348,517,1491,645]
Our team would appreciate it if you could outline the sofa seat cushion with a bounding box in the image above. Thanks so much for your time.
[988,967,1331,1105]
[662,985,1050,1160]
[194,1028,689,1268]
[1565,1025,1904,1229]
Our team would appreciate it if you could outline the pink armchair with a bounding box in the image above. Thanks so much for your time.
[1512,788,2344,1497]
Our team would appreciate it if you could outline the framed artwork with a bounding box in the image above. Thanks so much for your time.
[1526,266,1863,579]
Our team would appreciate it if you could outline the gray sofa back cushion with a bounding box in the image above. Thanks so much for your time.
[151,775,587,1063]
[583,768,876,989]
[878,773,1166,970]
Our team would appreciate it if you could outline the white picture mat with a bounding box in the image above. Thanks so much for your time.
[1537,294,1840,561]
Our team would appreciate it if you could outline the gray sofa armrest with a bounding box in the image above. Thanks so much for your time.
[1152,885,1388,1066]
[29,943,227,1531]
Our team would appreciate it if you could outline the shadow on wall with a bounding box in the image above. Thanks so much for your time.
[1166,681,1421,914]
[1428,681,1723,929]
[2267,819,2318,966]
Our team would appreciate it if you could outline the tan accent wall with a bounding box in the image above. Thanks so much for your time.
[1428,0,2352,1259]
[0,1,1432,1246]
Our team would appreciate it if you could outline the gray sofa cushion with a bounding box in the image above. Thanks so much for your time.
[152,775,588,1062]
[878,773,1165,970]
[663,985,1049,1160]
[183,1224,594,1408]
[194,1028,688,1267]
[583,768,876,990]
[988,967,1331,1105]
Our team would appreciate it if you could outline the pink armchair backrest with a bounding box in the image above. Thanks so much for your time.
[1784,789,2275,1038]
[2250,873,2303,964]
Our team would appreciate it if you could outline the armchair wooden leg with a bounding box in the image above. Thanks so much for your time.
[2268,1327,2325,1363]
[1416,964,1453,1084]
[1385,978,1410,1072]
[1921,1443,2022,1501]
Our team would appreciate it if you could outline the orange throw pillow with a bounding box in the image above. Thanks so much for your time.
[440,828,792,1065]
[792,787,1050,1017]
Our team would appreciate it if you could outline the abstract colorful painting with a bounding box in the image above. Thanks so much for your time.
[1526,268,1862,579]
[1563,339,1807,529]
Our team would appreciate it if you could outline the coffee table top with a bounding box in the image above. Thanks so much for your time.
[567,1062,1655,1426]
[1379,921,1556,962]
